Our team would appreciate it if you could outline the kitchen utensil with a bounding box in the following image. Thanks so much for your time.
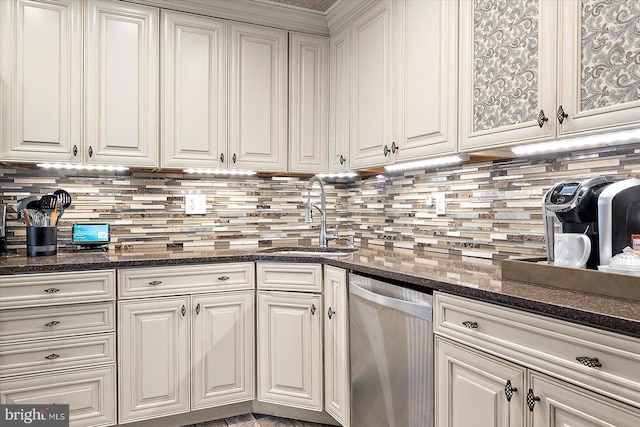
[38,195,57,213]
[22,209,32,227]
[32,211,50,227]
[12,196,38,221]
[53,189,71,218]
[26,200,39,210]
[50,196,62,227]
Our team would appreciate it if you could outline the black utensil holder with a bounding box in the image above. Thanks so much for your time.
[26,227,57,256]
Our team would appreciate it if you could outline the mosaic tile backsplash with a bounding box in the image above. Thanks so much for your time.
[1,143,639,260]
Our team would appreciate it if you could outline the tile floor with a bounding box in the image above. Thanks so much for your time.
[185,413,334,427]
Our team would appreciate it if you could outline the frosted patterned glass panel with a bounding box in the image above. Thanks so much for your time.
[581,0,640,111]
[472,0,540,132]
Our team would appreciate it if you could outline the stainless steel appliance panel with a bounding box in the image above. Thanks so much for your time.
[349,273,433,427]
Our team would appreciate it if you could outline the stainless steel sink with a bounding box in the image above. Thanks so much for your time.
[259,247,358,257]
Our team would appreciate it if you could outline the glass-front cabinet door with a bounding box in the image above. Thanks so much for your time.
[459,0,557,150]
[558,0,640,136]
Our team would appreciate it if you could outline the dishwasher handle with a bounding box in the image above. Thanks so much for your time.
[350,281,432,321]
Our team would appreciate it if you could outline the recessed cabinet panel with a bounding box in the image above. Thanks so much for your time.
[289,32,328,173]
[329,27,350,172]
[0,0,81,162]
[192,291,254,409]
[229,22,287,172]
[118,297,190,423]
[85,0,158,166]
[257,291,322,411]
[161,11,226,168]
[350,1,393,168]
[395,0,457,159]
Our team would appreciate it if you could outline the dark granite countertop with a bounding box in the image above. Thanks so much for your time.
[1,245,639,337]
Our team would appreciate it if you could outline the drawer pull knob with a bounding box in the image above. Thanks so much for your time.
[218,276,230,281]
[527,389,540,411]
[44,288,60,294]
[45,320,60,327]
[45,353,60,360]
[327,307,335,319]
[504,380,517,402]
[181,305,186,317]
[462,321,478,329]
[576,356,602,368]
[196,303,201,315]
[148,280,162,286]
[311,304,316,315]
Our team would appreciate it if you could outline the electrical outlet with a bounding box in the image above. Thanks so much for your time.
[425,195,433,207]
[434,192,446,215]
[185,194,206,214]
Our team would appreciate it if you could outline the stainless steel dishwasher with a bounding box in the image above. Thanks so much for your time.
[349,273,433,427]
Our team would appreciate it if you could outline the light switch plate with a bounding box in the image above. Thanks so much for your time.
[435,192,446,215]
[185,194,206,214]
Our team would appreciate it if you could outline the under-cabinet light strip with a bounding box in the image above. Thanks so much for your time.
[315,172,358,179]
[184,169,256,176]
[512,128,640,155]
[384,154,469,172]
[37,163,129,171]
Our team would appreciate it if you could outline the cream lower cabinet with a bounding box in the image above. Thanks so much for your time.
[0,270,117,427]
[323,266,350,427]
[256,263,323,412]
[434,292,640,427]
[118,264,255,424]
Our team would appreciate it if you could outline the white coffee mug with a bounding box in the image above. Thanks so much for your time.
[554,233,591,268]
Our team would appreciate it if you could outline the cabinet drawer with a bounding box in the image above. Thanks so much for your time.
[0,365,116,427]
[0,333,115,377]
[0,302,115,342]
[434,292,640,408]
[257,263,322,292]
[0,270,115,309]
[118,263,255,298]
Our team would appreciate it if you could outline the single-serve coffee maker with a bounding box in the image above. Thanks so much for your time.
[543,176,640,269]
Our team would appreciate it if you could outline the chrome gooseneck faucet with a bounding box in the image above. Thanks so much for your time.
[305,176,337,247]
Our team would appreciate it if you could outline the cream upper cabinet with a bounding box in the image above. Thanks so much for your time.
[257,291,323,411]
[350,0,393,169]
[328,27,350,172]
[118,297,190,423]
[288,32,328,174]
[160,10,226,169]
[393,0,457,160]
[436,337,525,427]
[229,22,287,172]
[84,0,159,167]
[558,0,640,136]
[459,0,557,150]
[191,291,254,410]
[323,266,350,427]
[0,0,82,163]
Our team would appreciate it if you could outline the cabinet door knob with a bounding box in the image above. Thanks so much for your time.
[220,153,225,163]
[181,305,186,317]
[537,110,549,128]
[462,321,478,329]
[232,153,237,163]
[576,356,602,368]
[73,145,78,156]
[527,389,540,411]
[310,304,316,315]
[148,280,162,286]
[557,105,568,124]
[504,380,517,402]
[339,155,345,165]
[391,141,398,154]
[45,353,60,360]
[44,288,60,294]
[327,307,335,319]
[45,320,60,327]
[88,146,94,157]
[383,145,390,156]
[217,276,230,281]
[196,303,201,315]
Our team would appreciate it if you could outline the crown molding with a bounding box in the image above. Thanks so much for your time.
[120,0,329,35]
[326,0,372,34]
